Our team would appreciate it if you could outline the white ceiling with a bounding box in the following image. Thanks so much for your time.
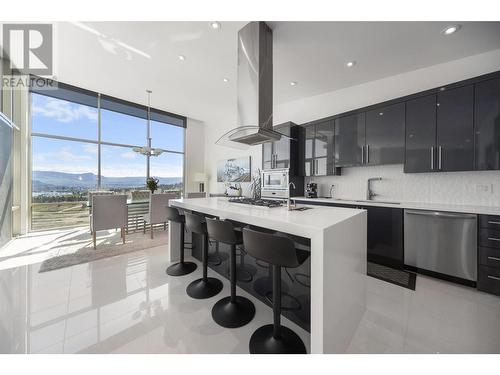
[54,21,500,123]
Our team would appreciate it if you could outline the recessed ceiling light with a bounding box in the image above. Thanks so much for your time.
[223,78,229,83]
[441,24,461,36]
[346,61,356,68]
[210,21,221,30]
[178,55,186,61]
[290,81,298,86]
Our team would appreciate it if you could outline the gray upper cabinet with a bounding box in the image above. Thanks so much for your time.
[302,71,500,174]
[365,102,405,165]
[404,85,474,173]
[262,122,291,170]
[405,95,437,173]
[303,120,337,176]
[273,124,291,169]
[474,77,500,171]
[304,125,315,176]
[262,142,273,170]
[314,120,335,176]
[335,113,365,167]
[436,85,474,172]
[262,122,305,176]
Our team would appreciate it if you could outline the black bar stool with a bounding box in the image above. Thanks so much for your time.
[242,228,307,354]
[206,218,255,328]
[165,207,197,276]
[184,212,223,299]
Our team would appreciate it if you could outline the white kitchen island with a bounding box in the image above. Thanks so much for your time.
[168,197,367,354]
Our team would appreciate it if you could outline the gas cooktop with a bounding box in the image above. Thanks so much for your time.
[228,197,284,208]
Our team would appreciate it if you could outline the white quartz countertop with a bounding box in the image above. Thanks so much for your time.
[169,197,365,238]
[293,196,500,216]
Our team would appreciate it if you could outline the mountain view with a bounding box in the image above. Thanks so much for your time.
[33,171,182,192]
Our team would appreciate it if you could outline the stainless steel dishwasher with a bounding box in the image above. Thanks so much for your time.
[404,210,477,281]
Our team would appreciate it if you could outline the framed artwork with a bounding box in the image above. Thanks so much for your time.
[216,156,251,182]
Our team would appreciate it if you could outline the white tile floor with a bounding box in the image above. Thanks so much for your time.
[1,229,500,354]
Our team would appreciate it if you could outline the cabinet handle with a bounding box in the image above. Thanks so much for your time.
[488,221,500,226]
[487,275,500,281]
[487,256,500,261]
[406,210,476,219]
[430,146,434,170]
[361,145,364,164]
[488,237,500,242]
[366,145,370,164]
[438,146,442,170]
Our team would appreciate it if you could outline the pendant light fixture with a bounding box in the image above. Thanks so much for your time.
[133,90,164,157]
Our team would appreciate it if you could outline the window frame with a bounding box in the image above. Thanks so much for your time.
[28,80,186,232]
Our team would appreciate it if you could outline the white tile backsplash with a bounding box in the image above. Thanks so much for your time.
[307,164,500,207]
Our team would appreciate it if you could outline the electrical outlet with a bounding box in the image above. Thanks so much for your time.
[475,184,493,194]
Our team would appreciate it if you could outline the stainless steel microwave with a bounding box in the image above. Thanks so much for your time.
[261,168,290,199]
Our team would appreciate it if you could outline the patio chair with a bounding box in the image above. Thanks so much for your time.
[143,192,179,239]
[90,195,128,249]
[88,190,114,231]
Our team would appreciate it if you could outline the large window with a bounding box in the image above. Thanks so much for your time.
[31,137,98,231]
[30,80,186,231]
[32,93,98,140]
[101,109,146,146]
[100,145,147,193]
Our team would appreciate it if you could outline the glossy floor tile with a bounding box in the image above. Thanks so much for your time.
[1,229,500,353]
[347,274,500,353]
[0,236,310,354]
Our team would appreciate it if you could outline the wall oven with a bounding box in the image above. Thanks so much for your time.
[261,168,290,199]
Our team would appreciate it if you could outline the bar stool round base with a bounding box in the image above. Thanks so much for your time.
[211,296,255,328]
[186,277,223,299]
[166,262,197,276]
[207,253,223,266]
[249,324,307,354]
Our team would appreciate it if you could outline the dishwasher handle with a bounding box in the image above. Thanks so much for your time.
[405,210,477,220]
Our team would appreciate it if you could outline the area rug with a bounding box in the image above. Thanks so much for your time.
[38,228,168,273]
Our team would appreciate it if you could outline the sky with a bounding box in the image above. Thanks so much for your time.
[31,93,184,178]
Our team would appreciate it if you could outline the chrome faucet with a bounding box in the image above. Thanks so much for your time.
[366,177,382,200]
[287,182,296,210]
[329,184,335,199]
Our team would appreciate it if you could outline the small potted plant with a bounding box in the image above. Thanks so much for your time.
[146,177,159,194]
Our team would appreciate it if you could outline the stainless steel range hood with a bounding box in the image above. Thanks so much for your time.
[216,22,289,149]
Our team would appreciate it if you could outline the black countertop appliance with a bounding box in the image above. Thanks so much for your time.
[306,183,318,198]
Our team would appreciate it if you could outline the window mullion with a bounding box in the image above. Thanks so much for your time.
[97,93,102,189]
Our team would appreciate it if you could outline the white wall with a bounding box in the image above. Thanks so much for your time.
[204,48,500,205]
[184,118,206,194]
[203,112,262,195]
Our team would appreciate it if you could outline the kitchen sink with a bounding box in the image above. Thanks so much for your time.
[290,206,313,211]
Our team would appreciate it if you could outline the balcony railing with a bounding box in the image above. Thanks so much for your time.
[31,190,182,232]
[31,202,90,231]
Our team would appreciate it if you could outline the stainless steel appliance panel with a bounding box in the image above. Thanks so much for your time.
[261,168,289,198]
[404,209,477,281]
